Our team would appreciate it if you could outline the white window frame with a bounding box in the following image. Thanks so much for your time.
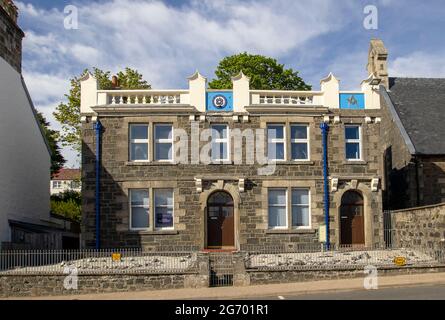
[267,124,286,161]
[267,188,288,229]
[129,124,150,162]
[154,189,174,230]
[345,125,362,161]
[154,124,174,162]
[291,188,311,229]
[129,189,150,231]
[53,181,62,189]
[210,124,230,162]
[290,124,310,161]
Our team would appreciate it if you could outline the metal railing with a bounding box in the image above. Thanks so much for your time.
[0,249,197,275]
[244,243,445,271]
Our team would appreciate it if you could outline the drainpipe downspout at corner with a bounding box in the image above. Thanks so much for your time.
[94,120,102,250]
[319,122,330,249]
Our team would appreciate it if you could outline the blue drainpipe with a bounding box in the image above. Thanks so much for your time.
[320,122,330,249]
[94,120,102,249]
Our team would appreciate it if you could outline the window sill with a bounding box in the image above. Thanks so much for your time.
[284,160,314,165]
[126,161,177,166]
[266,228,316,234]
[127,230,178,235]
[208,160,234,165]
[342,160,367,165]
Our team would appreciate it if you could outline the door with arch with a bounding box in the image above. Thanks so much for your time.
[340,190,365,245]
[207,191,234,248]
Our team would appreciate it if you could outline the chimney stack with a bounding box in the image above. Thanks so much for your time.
[111,75,119,89]
[367,38,389,89]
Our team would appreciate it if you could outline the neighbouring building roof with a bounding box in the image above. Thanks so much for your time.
[52,168,81,181]
[386,77,445,155]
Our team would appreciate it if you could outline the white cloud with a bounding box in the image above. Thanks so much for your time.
[22,71,70,105]
[389,51,445,78]
[16,0,360,165]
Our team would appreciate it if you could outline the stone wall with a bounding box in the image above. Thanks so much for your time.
[0,3,23,73]
[391,203,445,253]
[81,109,384,250]
[380,92,417,209]
[247,265,445,285]
[0,273,202,297]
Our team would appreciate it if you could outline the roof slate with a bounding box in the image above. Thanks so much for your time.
[387,77,445,155]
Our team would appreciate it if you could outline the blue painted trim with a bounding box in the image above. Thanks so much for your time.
[94,120,102,249]
[339,93,365,109]
[320,122,330,248]
[206,91,233,111]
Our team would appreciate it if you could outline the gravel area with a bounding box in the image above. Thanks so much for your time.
[1,253,197,274]
[247,249,438,269]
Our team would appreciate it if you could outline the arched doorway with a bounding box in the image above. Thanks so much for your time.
[207,191,234,248]
[340,190,365,245]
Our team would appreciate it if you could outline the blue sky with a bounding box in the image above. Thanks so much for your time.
[15,0,445,166]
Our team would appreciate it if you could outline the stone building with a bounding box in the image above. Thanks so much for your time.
[0,0,23,73]
[80,43,385,251]
[377,41,445,210]
[0,0,79,249]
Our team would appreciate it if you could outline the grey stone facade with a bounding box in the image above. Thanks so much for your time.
[0,1,23,73]
[81,108,384,250]
[390,203,445,253]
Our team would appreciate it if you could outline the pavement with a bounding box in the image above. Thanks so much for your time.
[6,272,445,300]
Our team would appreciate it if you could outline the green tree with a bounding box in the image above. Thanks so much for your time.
[51,190,82,221]
[208,52,311,90]
[36,111,66,175]
[53,68,150,153]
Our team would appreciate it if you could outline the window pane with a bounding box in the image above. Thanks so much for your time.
[155,125,172,140]
[131,207,149,228]
[292,206,309,227]
[345,126,359,140]
[131,190,149,206]
[156,143,172,160]
[346,143,360,159]
[211,142,228,160]
[154,189,173,206]
[155,189,173,228]
[268,142,284,160]
[268,189,286,205]
[131,125,148,139]
[130,143,148,160]
[211,125,227,139]
[292,189,309,205]
[291,125,307,139]
[267,125,284,139]
[155,207,173,228]
[291,143,308,160]
[268,207,286,228]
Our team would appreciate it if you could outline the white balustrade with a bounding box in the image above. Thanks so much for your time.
[250,90,322,106]
[97,90,189,106]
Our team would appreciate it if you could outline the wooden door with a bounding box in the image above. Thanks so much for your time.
[207,192,234,248]
[340,191,364,245]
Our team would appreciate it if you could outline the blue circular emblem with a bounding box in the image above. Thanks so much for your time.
[212,95,227,109]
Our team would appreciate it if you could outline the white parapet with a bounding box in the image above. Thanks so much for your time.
[188,71,207,112]
[320,72,340,109]
[361,74,381,109]
[80,72,98,114]
[232,71,250,112]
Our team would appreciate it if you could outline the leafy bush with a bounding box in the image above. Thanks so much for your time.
[51,190,81,221]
